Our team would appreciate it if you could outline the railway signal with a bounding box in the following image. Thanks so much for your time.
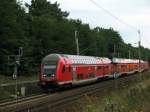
[9,47,23,110]
[12,47,23,80]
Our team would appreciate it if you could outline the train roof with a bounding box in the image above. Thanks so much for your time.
[42,54,147,65]
[112,58,146,64]
[63,54,111,64]
[42,54,61,63]
[42,54,111,64]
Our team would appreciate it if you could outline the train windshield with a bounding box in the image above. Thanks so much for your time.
[43,63,56,77]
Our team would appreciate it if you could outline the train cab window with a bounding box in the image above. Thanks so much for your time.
[62,66,65,74]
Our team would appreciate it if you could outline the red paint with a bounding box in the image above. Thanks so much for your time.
[40,54,149,87]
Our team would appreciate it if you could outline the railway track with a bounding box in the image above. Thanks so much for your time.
[0,71,149,112]
[0,94,47,108]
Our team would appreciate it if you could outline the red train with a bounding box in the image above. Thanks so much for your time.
[40,54,148,88]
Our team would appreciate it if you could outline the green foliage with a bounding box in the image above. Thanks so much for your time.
[0,0,150,75]
[29,0,69,20]
[0,0,25,74]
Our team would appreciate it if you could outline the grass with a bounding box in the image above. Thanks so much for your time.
[0,74,38,84]
[0,74,40,102]
[0,88,12,101]
[85,75,150,112]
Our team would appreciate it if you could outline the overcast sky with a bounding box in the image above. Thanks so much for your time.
[23,0,150,48]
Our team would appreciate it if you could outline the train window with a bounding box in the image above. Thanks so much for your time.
[105,66,108,69]
[62,66,65,74]
[98,66,101,70]
[121,65,126,68]
[69,66,71,72]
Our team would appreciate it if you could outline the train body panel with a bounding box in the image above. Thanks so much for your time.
[40,54,149,88]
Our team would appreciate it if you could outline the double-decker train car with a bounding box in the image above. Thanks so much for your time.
[112,58,148,77]
[40,54,148,88]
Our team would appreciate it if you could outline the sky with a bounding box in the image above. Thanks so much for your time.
[23,0,150,49]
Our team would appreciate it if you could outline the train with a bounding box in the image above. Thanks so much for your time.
[40,53,149,89]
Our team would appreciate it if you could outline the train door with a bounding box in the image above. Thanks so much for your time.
[96,66,103,77]
[72,65,77,81]
[103,66,109,76]
[121,64,126,73]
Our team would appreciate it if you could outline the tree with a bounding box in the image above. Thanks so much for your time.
[0,0,25,74]
[1,0,150,75]
[29,0,69,20]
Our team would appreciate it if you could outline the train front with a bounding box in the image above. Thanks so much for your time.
[40,54,60,88]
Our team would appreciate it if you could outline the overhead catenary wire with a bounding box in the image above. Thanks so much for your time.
[77,0,139,54]
[80,42,96,55]
[74,0,150,53]
[89,0,138,31]
[140,33,150,46]
[89,0,150,49]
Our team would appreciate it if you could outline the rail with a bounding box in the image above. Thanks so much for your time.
[0,71,149,112]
